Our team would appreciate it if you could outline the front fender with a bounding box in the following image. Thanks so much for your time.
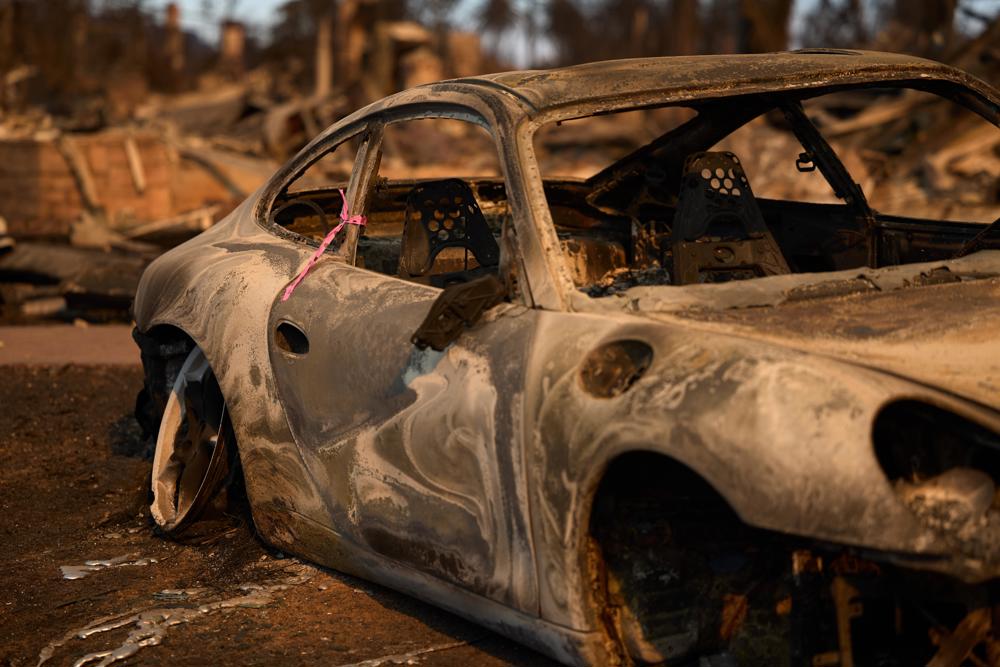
[525,311,1000,631]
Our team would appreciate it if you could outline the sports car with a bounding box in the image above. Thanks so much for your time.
[133,50,1000,666]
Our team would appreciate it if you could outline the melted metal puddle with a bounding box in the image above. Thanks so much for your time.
[335,640,471,667]
[39,563,314,667]
[60,555,158,580]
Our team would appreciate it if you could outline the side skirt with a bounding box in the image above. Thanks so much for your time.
[252,503,616,667]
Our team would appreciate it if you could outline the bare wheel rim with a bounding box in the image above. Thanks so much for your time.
[150,347,230,533]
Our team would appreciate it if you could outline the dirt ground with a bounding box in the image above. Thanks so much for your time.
[0,364,557,667]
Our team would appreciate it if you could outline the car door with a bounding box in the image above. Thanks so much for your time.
[266,111,539,613]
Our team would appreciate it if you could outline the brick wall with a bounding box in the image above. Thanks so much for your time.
[0,129,186,238]
[85,131,175,227]
[0,139,83,237]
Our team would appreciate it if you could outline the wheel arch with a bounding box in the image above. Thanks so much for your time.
[575,446,744,598]
[133,317,261,451]
[578,448,781,664]
[134,323,199,448]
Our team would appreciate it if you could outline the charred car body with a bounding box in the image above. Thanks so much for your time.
[134,51,1000,665]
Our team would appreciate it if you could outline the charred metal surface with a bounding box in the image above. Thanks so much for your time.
[630,255,1000,408]
[475,50,1000,122]
[133,52,1000,666]
[265,259,537,609]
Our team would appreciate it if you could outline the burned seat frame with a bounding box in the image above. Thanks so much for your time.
[671,151,791,284]
[398,179,501,287]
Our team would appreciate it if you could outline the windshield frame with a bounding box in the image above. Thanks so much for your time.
[518,78,1000,309]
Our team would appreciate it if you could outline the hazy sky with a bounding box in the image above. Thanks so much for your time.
[157,0,821,67]
[151,0,854,39]
[160,0,477,38]
[158,0,288,39]
[154,0,999,66]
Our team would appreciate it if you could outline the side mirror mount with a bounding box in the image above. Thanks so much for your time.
[411,274,507,351]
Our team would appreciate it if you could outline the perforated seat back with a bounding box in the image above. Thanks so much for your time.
[672,151,790,284]
[398,179,500,281]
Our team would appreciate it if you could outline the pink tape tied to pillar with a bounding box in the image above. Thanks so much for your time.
[281,189,366,301]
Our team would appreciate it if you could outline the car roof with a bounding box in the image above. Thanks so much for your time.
[436,50,999,118]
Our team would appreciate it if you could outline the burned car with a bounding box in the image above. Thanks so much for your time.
[133,51,1000,666]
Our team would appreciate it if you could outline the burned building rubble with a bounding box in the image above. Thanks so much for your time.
[0,0,489,323]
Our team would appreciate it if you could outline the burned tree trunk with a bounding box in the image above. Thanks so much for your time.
[891,0,957,55]
[738,0,793,53]
[670,0,700,56]
[314,11,333,98]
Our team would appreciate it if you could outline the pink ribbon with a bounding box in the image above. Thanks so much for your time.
[281,189,366,302]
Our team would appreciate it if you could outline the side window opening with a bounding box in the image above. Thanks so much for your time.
[358,117,508,288]
[532,108,700,292]
[269,133,364,242]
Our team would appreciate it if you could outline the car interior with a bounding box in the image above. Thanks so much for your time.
[271,175,511,288]
[269,85,1000,296]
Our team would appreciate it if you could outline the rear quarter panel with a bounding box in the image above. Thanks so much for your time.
[133,196,335,541]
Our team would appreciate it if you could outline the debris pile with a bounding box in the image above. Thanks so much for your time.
[0,1,494,324]
[0,119,270,323]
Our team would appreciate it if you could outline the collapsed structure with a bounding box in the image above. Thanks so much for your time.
[0,0,489,322]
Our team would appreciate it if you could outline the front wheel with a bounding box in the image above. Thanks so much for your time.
[150,347,234,536]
